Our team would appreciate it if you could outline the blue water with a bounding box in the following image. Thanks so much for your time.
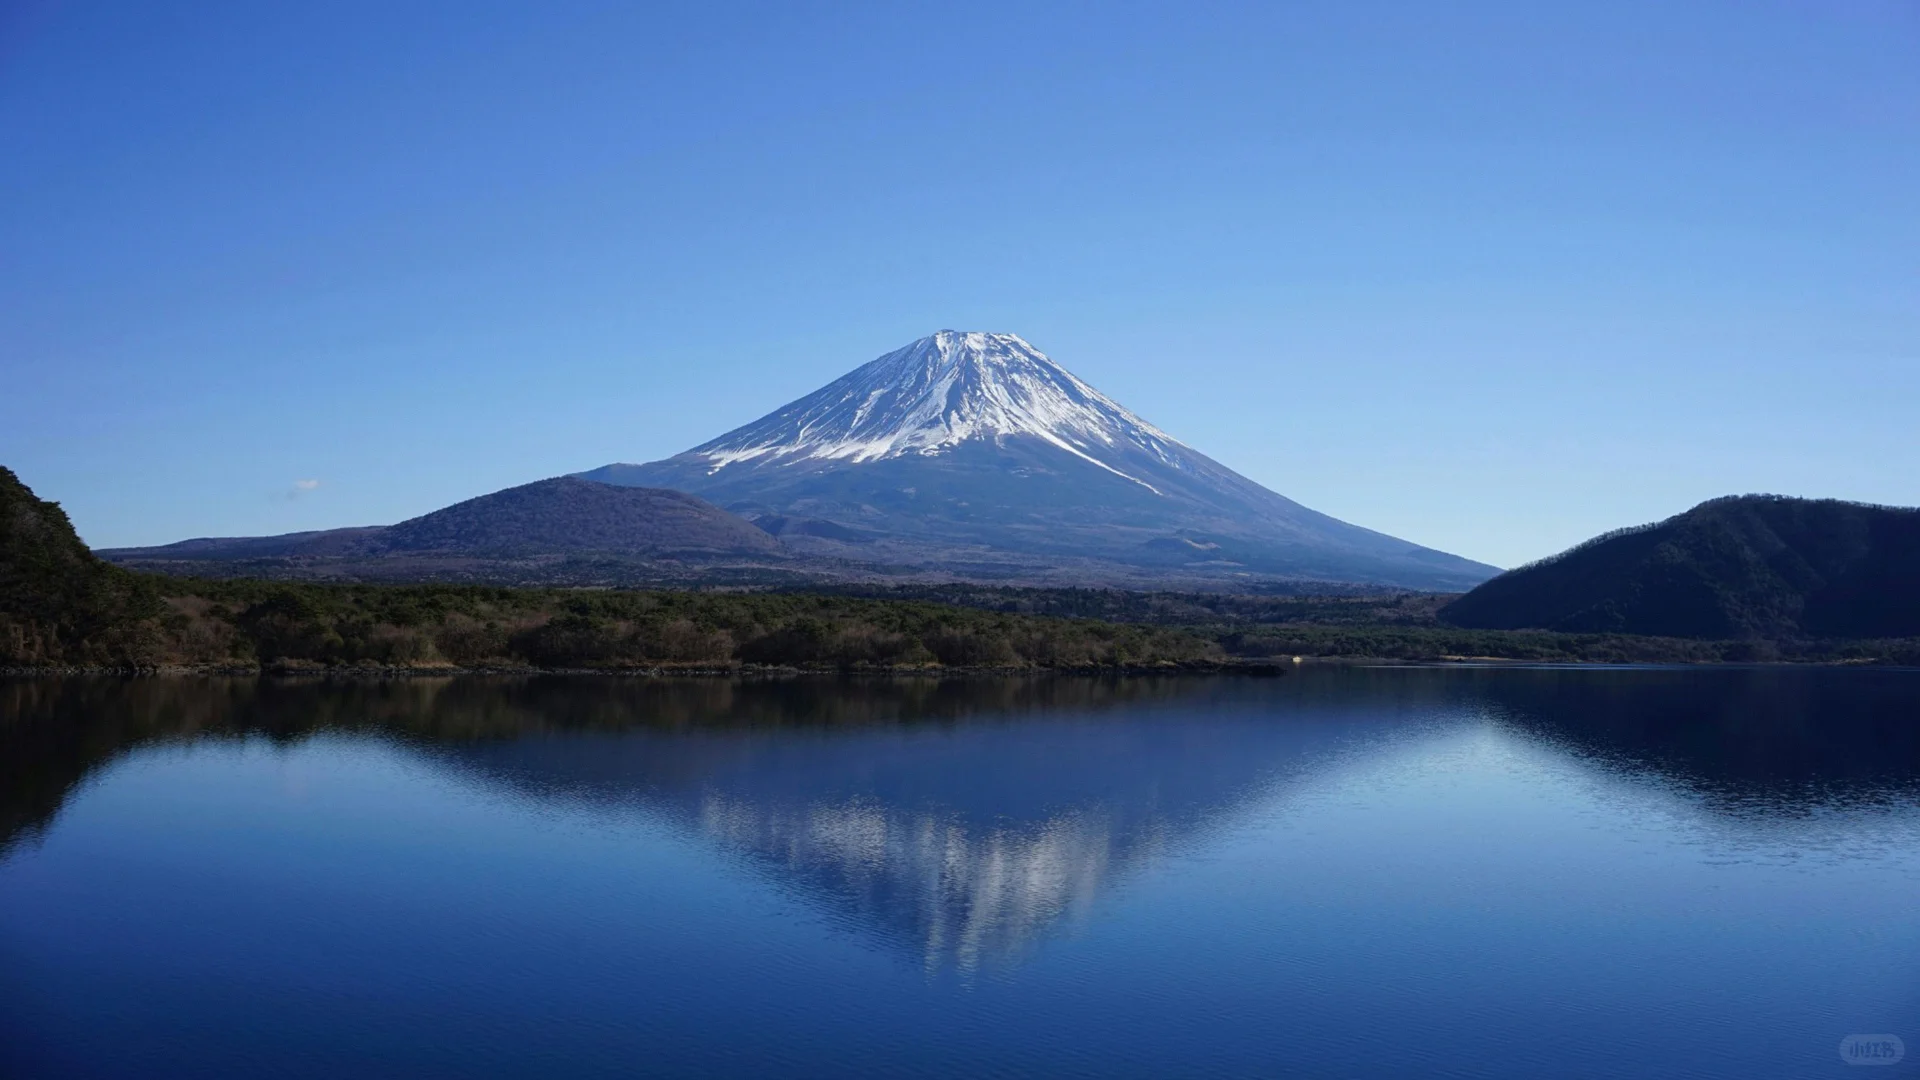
[1,668,1916,1078]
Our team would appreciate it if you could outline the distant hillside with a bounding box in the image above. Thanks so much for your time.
[376,477,781,557]
[102,477,782,567]
[1,467,161,665]
[1441,496,1920,638]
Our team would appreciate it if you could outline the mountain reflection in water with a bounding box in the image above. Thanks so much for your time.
[3,668,1918,977]
[418,679,1389,972]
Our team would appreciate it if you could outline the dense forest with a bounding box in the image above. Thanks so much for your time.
[6,469,1918,671]
[811,582,1920,664]
[4,464,1217,672]
[1,467,167,666]
[1442,495,1920,639]
[128,580,1221,672]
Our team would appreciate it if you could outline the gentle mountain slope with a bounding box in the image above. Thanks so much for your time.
[582,331,1497,590]
[376,477,781,556]
[1440,495,1920,638]
[100,478,782,569]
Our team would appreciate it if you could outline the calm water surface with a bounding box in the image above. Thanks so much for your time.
[1,668,1916,1078]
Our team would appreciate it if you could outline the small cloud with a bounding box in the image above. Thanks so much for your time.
[282,479,323,501]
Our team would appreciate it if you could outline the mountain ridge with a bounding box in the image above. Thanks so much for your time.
[91,332,1500,591]
[583,331,1498,591]
[99,477,785,581]
[1439,494,1920,638]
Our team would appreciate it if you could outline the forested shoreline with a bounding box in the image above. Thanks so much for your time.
[7,467,1918,673]
[10,574,1918,675]
[3,578,1227,674]
[825,584,1920,666]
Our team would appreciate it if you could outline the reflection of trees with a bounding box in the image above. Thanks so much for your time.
[5,667,1916,968]
[0,674,1238,856]
[1459,666,1920,813]
[0,675,1335,970]
[420,678,1384,973]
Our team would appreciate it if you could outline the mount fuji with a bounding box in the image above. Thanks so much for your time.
[581,331,1496,590]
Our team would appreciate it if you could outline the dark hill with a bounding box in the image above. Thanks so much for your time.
[376,477,781,556]
[102,477,782,563]
[119,527,388,560]
[1,467,161,665]
[1440,495,1920,639]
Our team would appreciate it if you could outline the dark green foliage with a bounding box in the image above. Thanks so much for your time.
[1441,495,1920,638]
[510,614,632,668]
[2,571,1216,671]
[10,465,1918,671]
[808,584,1448,625]
[922,627,1020,667]
[1209,625,1920,664]
[433,615,510,666]
[0,467,164,666]
[826,583,1920,664]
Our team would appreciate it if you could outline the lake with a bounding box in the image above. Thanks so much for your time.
[1,667,1916,1078]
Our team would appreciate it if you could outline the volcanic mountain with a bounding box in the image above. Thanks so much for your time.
[582,331,1497,589]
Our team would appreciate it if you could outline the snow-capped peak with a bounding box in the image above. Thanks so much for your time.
[688,331,1191,491]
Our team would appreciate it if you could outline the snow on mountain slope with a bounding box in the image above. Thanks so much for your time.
[690,331,1184,493]
[581,332,1501,590]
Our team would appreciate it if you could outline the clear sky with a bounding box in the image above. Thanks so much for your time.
[2,1,1914,567]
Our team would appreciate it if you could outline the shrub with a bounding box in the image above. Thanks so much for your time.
[651,618,734,665]
[922,627,1019,667]
[739,619,832,665]
[435,615,509,666]
[509,615,630,668]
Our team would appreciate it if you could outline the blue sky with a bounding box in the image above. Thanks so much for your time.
[2,1,1914,567]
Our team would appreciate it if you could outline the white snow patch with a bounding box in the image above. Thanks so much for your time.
[685,331,1190,495]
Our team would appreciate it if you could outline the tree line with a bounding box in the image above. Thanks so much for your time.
[7,578,1224,671]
